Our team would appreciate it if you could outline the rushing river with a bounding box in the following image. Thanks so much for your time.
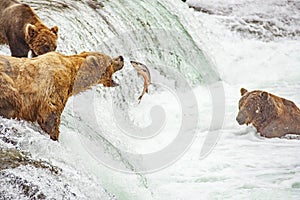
[0,0,300,199]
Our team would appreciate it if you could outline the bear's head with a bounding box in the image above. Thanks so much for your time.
[236,88,280,130]
[78,52,123,80]
[72,52,124,94]
[25,24,58,56]
[101,55,124,87]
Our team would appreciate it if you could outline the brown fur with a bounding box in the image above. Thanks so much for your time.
[0,52,124,140]
[236,88,300,138]
[0,0,58,57]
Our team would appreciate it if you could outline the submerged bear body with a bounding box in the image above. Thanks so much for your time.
[0,52,124,140]
[0,0,58,57]
[236,88,300,138]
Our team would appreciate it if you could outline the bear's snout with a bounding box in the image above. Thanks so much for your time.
[236,111,247,125]
[112,56,124,72]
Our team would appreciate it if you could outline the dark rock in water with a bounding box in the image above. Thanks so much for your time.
[0,171,47,199]
[0,170,79,199]
[0,123,62,198]
[0,148,61,174]
[1,122,60,174]
[0,148,29,170]
[189,5,215,15]
[281,134,300,140]
[0,120,115,199]
[185,1,300,41]
[86,0,104,9]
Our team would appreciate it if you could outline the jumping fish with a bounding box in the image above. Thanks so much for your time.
[130,61,151,103]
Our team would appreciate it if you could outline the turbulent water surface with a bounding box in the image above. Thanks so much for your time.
[0,0,300,199]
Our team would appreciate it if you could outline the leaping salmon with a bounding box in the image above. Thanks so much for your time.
[130,61,151,103]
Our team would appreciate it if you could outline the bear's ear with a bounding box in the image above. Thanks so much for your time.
[51,26,59,35]
[25,24,37,38]
[240,88,248,96]
[86,55,98,67]
[260,92,269,100]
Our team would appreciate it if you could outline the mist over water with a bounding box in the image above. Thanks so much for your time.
[1,0,300,199]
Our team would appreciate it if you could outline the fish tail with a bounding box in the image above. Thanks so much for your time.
[138,95,142,103]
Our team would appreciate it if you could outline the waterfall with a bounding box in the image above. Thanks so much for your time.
[0,0,221,199]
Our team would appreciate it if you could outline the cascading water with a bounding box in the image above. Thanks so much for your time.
[1,0,300,199]
[0,0,220,199]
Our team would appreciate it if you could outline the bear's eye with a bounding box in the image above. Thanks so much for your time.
[43,45,50,52]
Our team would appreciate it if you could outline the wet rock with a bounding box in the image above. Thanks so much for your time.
[0,148,61,174]
[86,0,104,10]
[0,171,47,199]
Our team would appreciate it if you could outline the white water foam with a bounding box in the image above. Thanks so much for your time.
[0,0,300,199]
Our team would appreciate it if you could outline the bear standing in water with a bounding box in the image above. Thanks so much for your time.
[0,52,124,140]
[236,88,300,138]
[0,0,58,57]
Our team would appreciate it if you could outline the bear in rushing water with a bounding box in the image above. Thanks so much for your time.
[236,88,300,138]
[0,52,124,140]
[0,0,58,57]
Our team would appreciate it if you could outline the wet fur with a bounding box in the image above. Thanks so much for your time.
[0,52,123,140]
[0,0,58,57]
[236,88,300,138]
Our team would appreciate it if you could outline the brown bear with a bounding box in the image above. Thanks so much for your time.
[0,0,58,57]
[0,51,124,140]
[236,88,300,138]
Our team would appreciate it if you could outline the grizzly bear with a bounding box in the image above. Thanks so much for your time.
[0,0,58,57]
[236,88,300,138]
[0,52,124,140]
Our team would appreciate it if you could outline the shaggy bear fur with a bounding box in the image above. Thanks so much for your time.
[0,52,124,140]
[0,0,58,57]
[236,88,300,138]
